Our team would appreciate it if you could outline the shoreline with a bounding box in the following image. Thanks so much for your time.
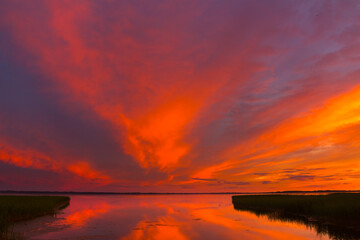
[232,193,360,239]
[0,195,70,238]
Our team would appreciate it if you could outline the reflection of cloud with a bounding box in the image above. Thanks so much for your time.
[119,195,324,240]
[121,217,188,240]
[62,203,110,227]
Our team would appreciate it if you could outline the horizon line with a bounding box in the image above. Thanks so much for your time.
[1,189,359,195]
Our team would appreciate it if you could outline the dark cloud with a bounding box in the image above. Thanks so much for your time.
[192,178,217,182]
[287,174,315,181]
[262,181,272,185]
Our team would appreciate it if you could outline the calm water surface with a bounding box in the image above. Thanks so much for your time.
[13,195,330,240]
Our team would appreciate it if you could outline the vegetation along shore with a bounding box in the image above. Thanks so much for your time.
[0,195,70,238]
[232,193,360,240]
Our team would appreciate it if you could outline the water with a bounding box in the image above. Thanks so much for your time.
[12,194,331,240]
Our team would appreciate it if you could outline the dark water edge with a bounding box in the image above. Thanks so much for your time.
[232,194,360,240]
[232,208,360,240]
[0,196,70,240]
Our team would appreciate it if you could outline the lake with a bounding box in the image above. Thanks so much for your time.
[12,194,331,240]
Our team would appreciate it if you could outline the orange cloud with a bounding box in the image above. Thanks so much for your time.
[0,142,58,170]
[0,140,110,185]
[2,0,360,192]
[190,84,360,191]
[67,161,110,184]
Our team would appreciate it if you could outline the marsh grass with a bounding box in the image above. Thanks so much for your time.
[232,193,360,240]
[0,195,70,238]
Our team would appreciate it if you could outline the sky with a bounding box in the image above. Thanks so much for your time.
[1,0,360,192]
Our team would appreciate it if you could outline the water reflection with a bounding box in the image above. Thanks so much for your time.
[232,202,360,240]
[13,195,331,240]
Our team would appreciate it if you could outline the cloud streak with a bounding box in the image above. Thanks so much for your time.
[1,0,360,192]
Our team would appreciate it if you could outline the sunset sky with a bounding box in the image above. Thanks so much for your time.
[1,0,360,192]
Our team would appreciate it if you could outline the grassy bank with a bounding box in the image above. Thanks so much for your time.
[0,195,70,237]
[232,193,360,221]
[232,193,360,239]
